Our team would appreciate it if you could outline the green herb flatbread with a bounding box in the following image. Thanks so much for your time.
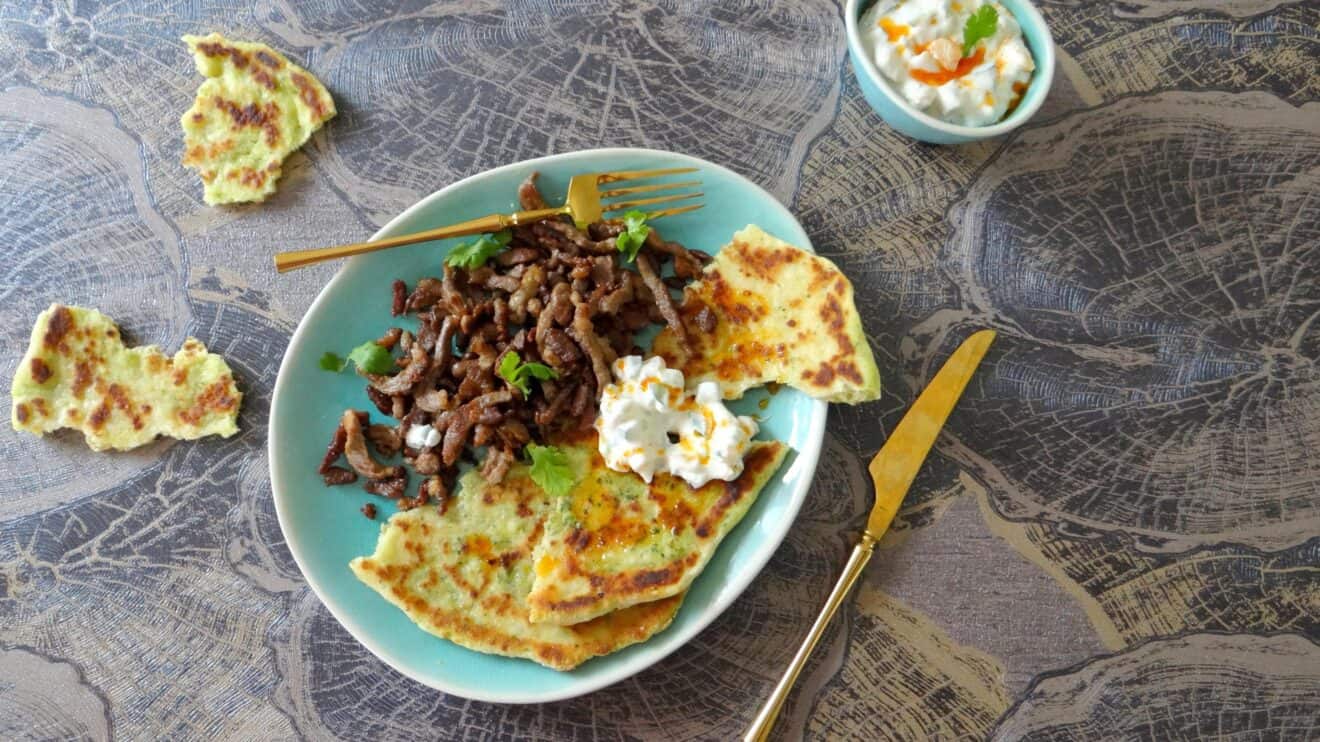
[11,304,241,451]
[181,32,335,205]
[526,436,787,626]
[350,458,683,671]
[654,225,882,403]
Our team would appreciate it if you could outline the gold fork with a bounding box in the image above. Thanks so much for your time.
[272,167,703,272]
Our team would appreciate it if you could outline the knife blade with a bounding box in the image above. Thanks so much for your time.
[865,329,996,539]
[742,329,996,742]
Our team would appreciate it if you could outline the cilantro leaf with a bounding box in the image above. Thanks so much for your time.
[345,340,396,375]
[614,210,651,262]
[962,4,998,57]
[444,229,512,269]
[498,350,558,396]
[526,444,576,498]
[319,352,346,372]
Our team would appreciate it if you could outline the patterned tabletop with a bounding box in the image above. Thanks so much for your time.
[2,1,1318,740]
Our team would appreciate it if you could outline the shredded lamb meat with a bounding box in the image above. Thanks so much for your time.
[320,172,708,506]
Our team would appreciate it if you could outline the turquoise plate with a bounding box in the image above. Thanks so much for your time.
[269,148,827,703]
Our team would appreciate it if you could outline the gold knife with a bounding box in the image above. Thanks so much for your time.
[743,329,996,742]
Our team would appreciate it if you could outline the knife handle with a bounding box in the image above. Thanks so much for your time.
[743,531,878,742]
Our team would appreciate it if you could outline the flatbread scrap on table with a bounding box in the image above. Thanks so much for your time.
[653,224,882,404]
[180,32,336,205]
[10,304,242,452]
[350,458,684,671]
[526,433,787,626]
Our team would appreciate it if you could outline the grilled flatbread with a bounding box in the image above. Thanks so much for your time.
[350,461,683,671]
[653,225,881,403]
[181,33,336,205]
[526,436,787,626]
[10,304,241,451]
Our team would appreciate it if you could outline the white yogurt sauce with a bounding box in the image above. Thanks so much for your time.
[594,355,758,489]
[860,0,1034,126]
[405,423,441,450]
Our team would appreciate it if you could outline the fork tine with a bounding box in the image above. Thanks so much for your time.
[603,191,704,213]
[641,203,704,220]
[596,167,698,184]
[599,180,701,199]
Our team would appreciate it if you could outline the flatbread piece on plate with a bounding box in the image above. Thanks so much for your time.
[10,304,241,451]
[181,32,336,205]
[653,224,881,403]
[350,460,683,671]
[526,433,788,626]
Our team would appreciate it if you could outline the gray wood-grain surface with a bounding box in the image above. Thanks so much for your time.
[1,1,1317,740]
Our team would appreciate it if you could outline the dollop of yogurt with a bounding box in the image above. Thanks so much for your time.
[860,0,1034,127]
[405,423,441,450]
[595,355,758,489]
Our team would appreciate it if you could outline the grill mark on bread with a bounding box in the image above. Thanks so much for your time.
[29,358,52,384]
[43,305,74,349]
[177,377,240,426]
[290,73,330,119]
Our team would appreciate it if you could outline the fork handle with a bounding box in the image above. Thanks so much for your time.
[743,532,877,742]
[273,207,568,272]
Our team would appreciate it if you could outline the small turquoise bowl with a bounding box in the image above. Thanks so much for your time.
[845,0,1056,144]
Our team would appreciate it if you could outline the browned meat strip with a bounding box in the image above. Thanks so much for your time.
[568,299,613,392]
[432,315,457,369]
[518,172,548,210]
[539,327,581,368]
[365,387,393,417]
[421,476,450,515]
[322,466,357,486]
[441,410,475,466]
[484,273,521,293]
[318,423,347,474]
[413,451,441,475]
[637,253,686,348]
[366,342,429,395]
[508,264,544,324]
[441,266,466,316]
[365,475,408,500]
[414,387,450,414]
[645,231,710,279]
[374,326,403,350]
[367,424,402,457]
[341,409,404,481]
[481,447,514,484]
[406,278,445,312]
[539,219,618,255]
[496,247,541,267]
[391,279,407,316]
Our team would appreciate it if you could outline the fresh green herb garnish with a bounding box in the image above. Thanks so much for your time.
[526,443,576,498]
[444,229,512,269]
[498,350,558,396]
[614,210,651,262]
[962,4,998,57]
[345,340,396,375]
[320,342,396,374]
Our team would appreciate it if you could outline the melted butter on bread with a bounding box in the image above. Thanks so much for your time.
[653,225,882,404]
[11,304,241,451]
[180,33,336,205]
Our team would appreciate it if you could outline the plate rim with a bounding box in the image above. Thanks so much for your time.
[269,146,828,703]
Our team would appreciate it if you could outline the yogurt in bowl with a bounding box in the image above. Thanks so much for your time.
[860,0,1034,127]
[844,0,1055,144]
